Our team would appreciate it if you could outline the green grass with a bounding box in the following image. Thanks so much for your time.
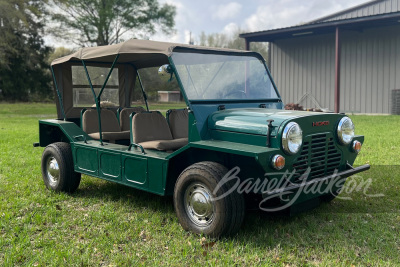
[147,102,187,112]
[0,103,399,266]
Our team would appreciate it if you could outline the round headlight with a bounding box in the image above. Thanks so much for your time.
[337,117,355,145]
[282,122,303,154]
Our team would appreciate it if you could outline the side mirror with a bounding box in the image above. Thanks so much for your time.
[158,64,173,82]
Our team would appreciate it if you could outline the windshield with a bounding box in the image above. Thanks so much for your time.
[171,52,278,101]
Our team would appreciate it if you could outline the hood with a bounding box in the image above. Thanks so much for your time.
[208,108,342,136]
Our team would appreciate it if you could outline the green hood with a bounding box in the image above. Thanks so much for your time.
[208,108,343,136]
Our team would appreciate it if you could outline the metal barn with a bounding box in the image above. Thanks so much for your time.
[240,0,400,114]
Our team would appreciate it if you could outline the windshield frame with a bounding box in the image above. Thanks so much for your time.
[169,48,281,104]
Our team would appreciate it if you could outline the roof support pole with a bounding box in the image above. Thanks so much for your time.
[136,71,149,111]
[334,27,341,113]
[50,66,66,120]
[98,55,120,100]
[245,38,250,51]
[81,55,120,146]
[82,59,104,145]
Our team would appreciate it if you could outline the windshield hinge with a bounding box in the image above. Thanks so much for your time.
[266,119,274,147]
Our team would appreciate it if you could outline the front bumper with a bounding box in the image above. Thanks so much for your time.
[262,164,371,197]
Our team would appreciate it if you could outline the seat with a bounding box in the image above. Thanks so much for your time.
[167,109,189,139]
[131,111,188,151]
[81,109,130,142]
[119,106,146,131]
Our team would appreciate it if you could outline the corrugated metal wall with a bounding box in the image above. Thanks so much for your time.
[270,25,400,114]
[314,0,400,22]
[271,33,336,111]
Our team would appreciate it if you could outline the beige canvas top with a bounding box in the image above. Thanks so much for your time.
[51,39,254,68]
[51,39,257,119]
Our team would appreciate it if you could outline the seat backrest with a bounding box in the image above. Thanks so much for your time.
[82,109,120,134]
[167,109,189,139]
[131,111,173,143]
[119,107,146,131]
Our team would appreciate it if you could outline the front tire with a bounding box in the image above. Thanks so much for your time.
[41,142,81,193]
[173,161,245,237]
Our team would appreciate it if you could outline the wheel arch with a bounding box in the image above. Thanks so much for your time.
[164,147,265,195]
[40,123,70,147]
[39,120,89,147]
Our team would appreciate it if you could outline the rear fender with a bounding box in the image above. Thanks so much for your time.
[39,119,90,147]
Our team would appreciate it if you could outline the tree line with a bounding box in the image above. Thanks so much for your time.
[0,0,269,102]
[0,0,175,101]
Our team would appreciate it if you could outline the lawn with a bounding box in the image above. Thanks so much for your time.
[0,103,399,266]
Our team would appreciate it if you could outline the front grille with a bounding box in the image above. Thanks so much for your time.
[292,133,342,182]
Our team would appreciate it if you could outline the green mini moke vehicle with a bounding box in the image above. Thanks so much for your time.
[35,39,370,237]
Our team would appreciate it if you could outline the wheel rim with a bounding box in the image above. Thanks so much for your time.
[46,156,60,187]
[184,183,215,227]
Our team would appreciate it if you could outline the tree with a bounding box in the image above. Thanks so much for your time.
[47,46,73,64]
[0,0,52,101]
[50,0,176,46]
[197,30,269,61]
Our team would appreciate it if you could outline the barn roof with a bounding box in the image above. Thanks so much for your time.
[240,0,400,42]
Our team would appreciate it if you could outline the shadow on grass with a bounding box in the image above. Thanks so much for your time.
[67,167,399,262]
[74,177,175,214]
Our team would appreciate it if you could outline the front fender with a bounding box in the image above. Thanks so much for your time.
[189,140,279,172]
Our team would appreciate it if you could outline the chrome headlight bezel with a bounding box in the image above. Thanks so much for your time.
[282,122,303,155]
[337,117,355,145]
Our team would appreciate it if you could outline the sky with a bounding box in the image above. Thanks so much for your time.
[45,0,368,47]
[153,0,367,43]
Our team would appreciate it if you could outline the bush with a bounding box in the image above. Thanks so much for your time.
[284,103,304,111]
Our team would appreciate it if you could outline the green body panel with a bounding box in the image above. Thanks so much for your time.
[100,151,122,181]
[71,141,169,195]
[39,119,170,195]
[38,105,365,202]
[188,102,284,139]
[189,140,278,157]
[208,108,344,138]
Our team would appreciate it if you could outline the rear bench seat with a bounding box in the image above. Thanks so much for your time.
[131,111,187,151]
[82,109,130,142]
[119,106,146,131]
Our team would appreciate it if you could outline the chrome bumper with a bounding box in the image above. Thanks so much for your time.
[262,164,371,197]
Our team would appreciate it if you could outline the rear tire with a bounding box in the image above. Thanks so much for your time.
[173,161,245,237]
[41,142,81,193]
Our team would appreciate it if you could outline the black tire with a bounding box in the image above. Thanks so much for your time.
[41,142,81,193]
[173,161,245,237]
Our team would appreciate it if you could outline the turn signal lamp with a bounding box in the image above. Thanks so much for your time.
[352,140,362,153]
[272,155,285,170]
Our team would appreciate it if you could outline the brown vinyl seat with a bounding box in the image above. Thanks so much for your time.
[119,106,146,131]
[131,111,188,151]
[167,109,189,139]
[82,109,130,142]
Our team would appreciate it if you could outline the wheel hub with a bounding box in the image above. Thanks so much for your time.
[184,183,215,227]
[47,157,60,186]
